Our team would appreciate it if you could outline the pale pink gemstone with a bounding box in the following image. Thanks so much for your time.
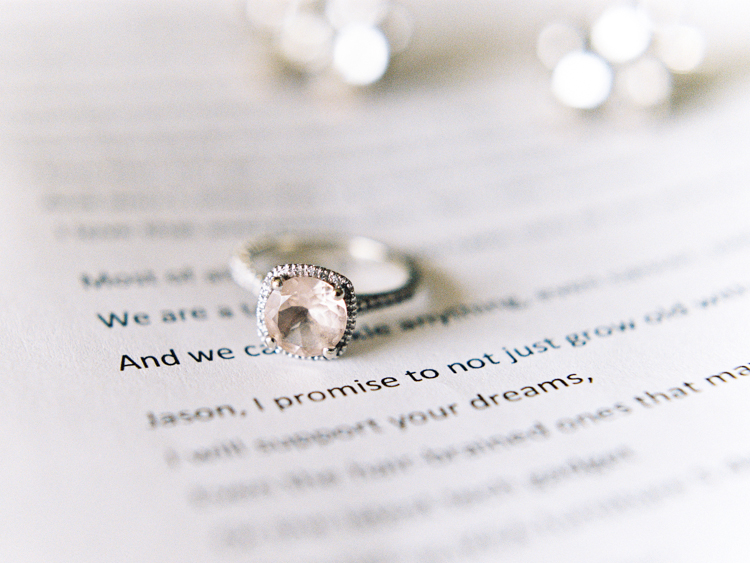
[264,276,347,357]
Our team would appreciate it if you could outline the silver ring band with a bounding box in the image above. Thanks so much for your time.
[230,234,419,359]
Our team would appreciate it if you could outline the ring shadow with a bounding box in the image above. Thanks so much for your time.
[346,259,463,358]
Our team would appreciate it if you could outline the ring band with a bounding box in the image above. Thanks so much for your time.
[230,234,419,360]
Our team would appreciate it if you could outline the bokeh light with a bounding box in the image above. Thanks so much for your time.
[539,4,707,112]
[591,5,652,64]
[655,23,706,73]
[278,10,334,72]
[325,0,388,29]
[247,0,410,86]
[621,56,672,107]
[537,22,584,71]
[379,2,413,54]
[552,51,613,109]
[333,23,390,85]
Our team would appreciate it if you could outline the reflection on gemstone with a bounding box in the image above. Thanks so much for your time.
[264,276,348,357]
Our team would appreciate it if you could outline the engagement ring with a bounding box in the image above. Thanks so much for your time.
[230,234,419,360]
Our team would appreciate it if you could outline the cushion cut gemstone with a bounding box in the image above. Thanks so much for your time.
[264,276,347,357]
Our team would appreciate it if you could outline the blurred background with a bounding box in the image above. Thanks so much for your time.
[1,0,749,261]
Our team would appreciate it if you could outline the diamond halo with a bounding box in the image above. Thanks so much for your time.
[230,234,420,360]
[256,263,357,360]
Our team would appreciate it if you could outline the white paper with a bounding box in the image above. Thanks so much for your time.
[2,2,750,562]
